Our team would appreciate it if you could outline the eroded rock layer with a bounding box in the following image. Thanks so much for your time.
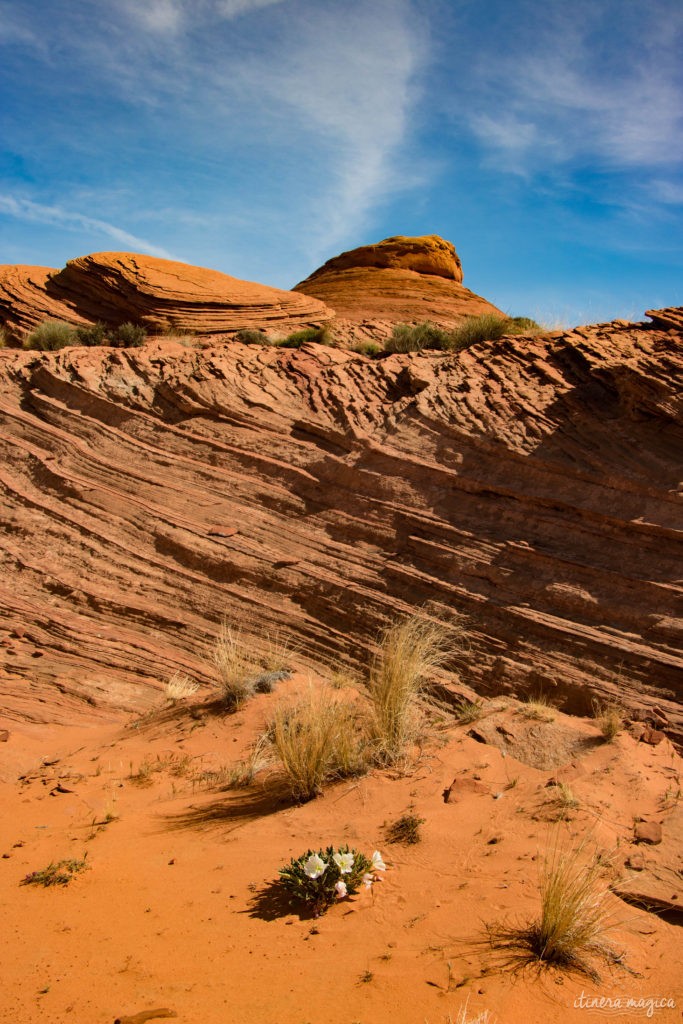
[0,314,681,735]
[0,253,332,337]
[294,234,504,330]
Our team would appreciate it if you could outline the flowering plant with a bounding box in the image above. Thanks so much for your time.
[278,845,386,916]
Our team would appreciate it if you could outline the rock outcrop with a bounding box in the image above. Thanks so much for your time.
[294,234,504,339]
[0,310,681,735]
[0,253,332,338]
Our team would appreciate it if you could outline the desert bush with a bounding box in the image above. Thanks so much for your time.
[384,321,451,353]
[507,316,541,333]
[233,328,272,345]
[110,322,146,347]
[368,614,452,764]
[279,845,385,916]
[24,319,77,351]
[446,314,511,352]
[488,838,621,980]
[351,341,381,357]
[75,322,108,347]
[267,686,367,801]
[278,325,334,348]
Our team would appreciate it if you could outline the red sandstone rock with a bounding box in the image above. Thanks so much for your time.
[640,727,666,746]
[0,253,332,338]
[0,312,680,734]
[294,234,503,334]
[634,822,663,844]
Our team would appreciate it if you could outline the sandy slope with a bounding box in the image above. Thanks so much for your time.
[1,675,680,1024]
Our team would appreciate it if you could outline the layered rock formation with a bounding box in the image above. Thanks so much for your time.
[0,253,331,338]
[0,311,681,737]
[294,234,504,339]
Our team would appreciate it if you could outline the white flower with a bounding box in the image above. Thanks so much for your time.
[334,880,348,898]
[333,851,355,874]
[362,872,374,888]
[303,854,327,880]
[371,850,386,872]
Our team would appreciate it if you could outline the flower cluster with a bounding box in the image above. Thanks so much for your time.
[279,845,386,916]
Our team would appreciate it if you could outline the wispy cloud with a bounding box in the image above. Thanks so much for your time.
[0,196,174,259]
[466,1,683,175]
[241,0,427,258]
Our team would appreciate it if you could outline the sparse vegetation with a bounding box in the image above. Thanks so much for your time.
[384,807,425,845]
[368,614,452,764]
[75,322,107,346]
[384,321,451,353]
[449,1004,496,1024]
[448,313,538,352]
[267,685,367,801]
[233,328,271,345]
[209,621,295,709]
[278,325,334,348]
[488,838,622,980]
[165,672,199,701]
[519,694,556,722]
[592,700,623,742]
[110,321,146,347]
[24,319,77,351]
[22,318,148,350]
[454,698,484,724]
[351,341,381,357]
[21,855,88,887]
[546,781,579,820]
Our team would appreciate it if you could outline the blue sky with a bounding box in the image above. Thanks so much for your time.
[1,0,682,325]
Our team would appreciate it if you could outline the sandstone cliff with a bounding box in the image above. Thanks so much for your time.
[0,312,680,737]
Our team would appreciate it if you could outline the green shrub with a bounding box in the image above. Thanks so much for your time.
[233,328,272,345]
[110,322,146,348]
[24,320,77,351]
[507,316,541,333]
[446,314,511,352]
[76,322,108,347]
[279,845,385,916]
[385,321,451,353]
[278,325,334,348]
[351,341,382,357]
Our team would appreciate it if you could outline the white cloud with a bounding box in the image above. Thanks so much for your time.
[466,2,683,175]
[216,0,285,18]
[0,196,174,259]
[243,0,427,257]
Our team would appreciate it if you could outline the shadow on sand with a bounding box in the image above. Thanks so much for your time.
[162,781,295,834]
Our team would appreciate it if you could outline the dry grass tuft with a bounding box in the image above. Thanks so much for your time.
[209,621,295,709]
[449,1003,496,1024]
[165,672,199,701]
[384,807,425,845]
[592,700,623,741]
[267,685,367,801]
[519,694,556,722]
[368,615,453,764]
[487,837,622,980]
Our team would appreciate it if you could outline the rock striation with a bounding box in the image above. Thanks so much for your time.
[0,253,331,338]
[0,309,681,735]
[294,234,504,339]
